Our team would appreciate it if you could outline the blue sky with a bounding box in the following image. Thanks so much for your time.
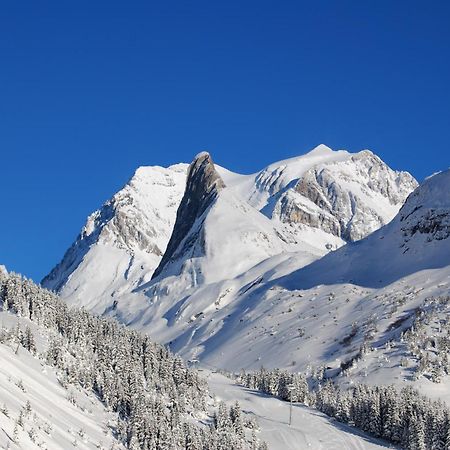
[1,1,450,281]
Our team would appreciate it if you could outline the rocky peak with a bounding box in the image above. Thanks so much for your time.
[151,152,225,279]
[184,152,225,205]
[273,149,418,242]
[399,170,450,243]
[42,164,187,294]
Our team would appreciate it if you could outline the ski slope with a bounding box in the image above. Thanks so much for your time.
[205,370,393,450]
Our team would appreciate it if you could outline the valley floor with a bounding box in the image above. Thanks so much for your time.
[204,370,395,450]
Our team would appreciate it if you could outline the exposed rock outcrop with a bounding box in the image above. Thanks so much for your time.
[151,152,225,279]
[273,150,418,241]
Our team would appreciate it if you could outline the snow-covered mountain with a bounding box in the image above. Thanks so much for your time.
[42,144,417,317]
[42,163,188,310]
[16,145,450,448]
[280,168,450,289]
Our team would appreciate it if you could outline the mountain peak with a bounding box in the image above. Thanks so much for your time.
[151,152,225,279]
[188,151,225,192]
[307,144,335,155]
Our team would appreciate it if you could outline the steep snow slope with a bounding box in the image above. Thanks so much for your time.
[179,171,450,376]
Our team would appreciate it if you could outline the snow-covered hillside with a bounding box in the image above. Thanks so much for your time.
[0,272,270,450]
[0,317,125,450]
[42,163,188,310]
[0,270,394,450]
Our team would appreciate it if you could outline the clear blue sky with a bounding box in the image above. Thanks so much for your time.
[1,1,449,282]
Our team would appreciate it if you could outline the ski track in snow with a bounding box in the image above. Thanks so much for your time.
[205,370,394,450]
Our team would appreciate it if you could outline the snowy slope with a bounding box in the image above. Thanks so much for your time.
[91,169,450,384]
[41,145,422,381]
[0,296,392,450]
[0,313,124,450]
[42,163,188,311]
[0,272,272,450]
[205,370,392,450]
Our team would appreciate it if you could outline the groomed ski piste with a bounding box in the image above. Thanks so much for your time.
[204,368,392,450]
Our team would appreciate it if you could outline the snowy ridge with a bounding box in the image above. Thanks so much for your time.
[42,163,188,311]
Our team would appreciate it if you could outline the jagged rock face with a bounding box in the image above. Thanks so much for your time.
[272,151,418,241]
[404,210,450,241]
[82,190,164,256]
[276,190,341,236]
[152,152,225,279]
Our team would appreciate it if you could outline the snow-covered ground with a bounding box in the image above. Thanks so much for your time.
[204,370,394,450]
[0,307,396,450]
[0,331,123,450]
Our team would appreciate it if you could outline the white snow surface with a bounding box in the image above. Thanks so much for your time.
[205,370,392,450]
[0,313,124,450]
[43,145,415,311]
